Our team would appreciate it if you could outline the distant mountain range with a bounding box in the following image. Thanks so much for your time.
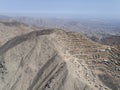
[12,16,120,34]
[1,15,120,45]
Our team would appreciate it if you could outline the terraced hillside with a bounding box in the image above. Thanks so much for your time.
[48,30,120,90]
[0,20,119,90]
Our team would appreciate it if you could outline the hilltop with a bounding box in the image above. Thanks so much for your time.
[0,20,119,90]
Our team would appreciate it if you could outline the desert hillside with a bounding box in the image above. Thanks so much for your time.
[0,20,119,90]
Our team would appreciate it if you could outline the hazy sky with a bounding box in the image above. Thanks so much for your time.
[0,0,120,18]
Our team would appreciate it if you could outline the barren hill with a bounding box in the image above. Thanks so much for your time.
[0,20,119,90]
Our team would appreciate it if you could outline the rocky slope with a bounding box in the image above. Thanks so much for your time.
[0,20,119,90]
[0,29,68,90]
